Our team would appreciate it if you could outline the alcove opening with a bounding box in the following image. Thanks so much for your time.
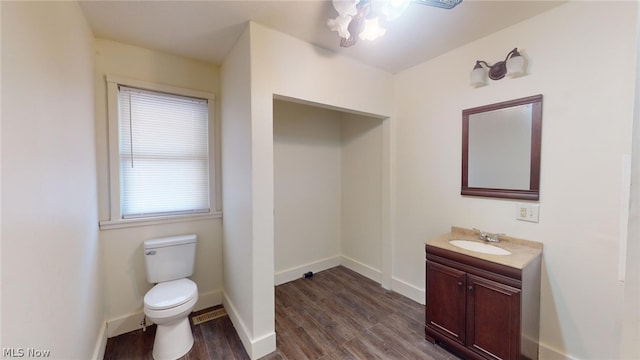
[273,98,385,285]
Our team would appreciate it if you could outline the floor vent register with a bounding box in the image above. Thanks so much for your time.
[192,308,227,325]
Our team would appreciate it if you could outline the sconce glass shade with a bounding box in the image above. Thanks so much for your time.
[359,17,386,41]
[332,0,359,17]
[327,15,352,39]
[470,65,487,87]
[506,53,525,77]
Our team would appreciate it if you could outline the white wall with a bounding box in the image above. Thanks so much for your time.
[621,4,640,357]
[394,2,637,359]
[273,100,343,283]
[220,22,394,359]
[1,2,105,358]
[220,25,263,358]
[341,113,384,278]
[93,39,223,336]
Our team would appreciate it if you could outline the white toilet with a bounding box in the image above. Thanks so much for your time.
[143,234,199,360]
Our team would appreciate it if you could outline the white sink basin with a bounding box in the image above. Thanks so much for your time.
[449,240,511,256]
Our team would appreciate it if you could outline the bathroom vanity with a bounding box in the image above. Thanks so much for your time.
[425,227,542,360]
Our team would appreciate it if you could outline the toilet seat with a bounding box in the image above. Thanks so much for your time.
[144,278,197,311]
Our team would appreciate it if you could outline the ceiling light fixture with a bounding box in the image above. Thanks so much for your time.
[470,48,527,87]
[359,16,386,41]
[328,0,462,48]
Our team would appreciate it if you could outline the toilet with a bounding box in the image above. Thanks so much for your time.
[143,234,199,360]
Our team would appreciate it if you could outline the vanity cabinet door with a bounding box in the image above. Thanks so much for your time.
[466,274,521,360]
[426,260,467,345]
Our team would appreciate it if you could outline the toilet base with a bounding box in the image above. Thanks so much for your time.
[152,317,194,360]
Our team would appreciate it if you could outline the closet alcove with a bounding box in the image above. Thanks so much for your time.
[273,99,385,285]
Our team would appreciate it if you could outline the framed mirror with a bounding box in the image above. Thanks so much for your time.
[462,94,542,200]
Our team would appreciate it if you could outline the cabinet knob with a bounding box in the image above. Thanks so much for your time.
[457,281,462,286]
[468,286,473,291]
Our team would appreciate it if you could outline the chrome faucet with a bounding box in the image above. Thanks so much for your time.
[473,228,488,240]
[472,228,502,243]
[486,233,502,243]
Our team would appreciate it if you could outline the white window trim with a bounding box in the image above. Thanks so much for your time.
[99,75,221,230]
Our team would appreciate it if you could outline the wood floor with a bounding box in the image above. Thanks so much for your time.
[103,305,248,360]
[104,266,458,360]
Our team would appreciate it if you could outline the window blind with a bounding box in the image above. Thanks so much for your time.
[118,86,210,218]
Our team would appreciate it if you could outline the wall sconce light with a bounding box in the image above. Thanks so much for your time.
[470,48,526,87]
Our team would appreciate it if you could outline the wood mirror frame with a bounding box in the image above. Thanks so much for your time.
[461,94,543,200]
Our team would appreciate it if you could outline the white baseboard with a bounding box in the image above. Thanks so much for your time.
[250,331,277,360]
[221,291,250,352]
[340,255,382,283]
[539,343,576,360]
[222,290,276,360]
[391,276,425,304]
[337,257,427,306]
[276,256,425,306]
[106,289,222,337]
[107,311,146,337]
[92,321,108,360]
[274,256,341,285]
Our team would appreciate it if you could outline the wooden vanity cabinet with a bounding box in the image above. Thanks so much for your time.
[425,245,541,360]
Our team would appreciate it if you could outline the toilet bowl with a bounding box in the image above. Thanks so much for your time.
[144,278,198,360]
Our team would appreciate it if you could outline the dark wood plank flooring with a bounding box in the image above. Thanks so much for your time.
[103,305,248,360]
[103,266,457,360]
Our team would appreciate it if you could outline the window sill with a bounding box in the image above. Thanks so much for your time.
[99,211,222,230]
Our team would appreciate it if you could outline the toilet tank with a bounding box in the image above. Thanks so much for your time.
[144,234,197,283]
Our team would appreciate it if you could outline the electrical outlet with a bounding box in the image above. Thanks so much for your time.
[516,203,539,223]
[519,207,527,218]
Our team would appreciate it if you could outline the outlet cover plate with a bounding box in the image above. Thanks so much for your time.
[516,203,539,223]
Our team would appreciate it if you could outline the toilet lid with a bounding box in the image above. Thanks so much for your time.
[144,278,197,310]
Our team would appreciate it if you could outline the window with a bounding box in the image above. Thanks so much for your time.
[102,76,218,228]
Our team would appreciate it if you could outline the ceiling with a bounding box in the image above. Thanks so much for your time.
[79,0,564,74]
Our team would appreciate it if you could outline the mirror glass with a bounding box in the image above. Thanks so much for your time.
[462,95,542,200]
